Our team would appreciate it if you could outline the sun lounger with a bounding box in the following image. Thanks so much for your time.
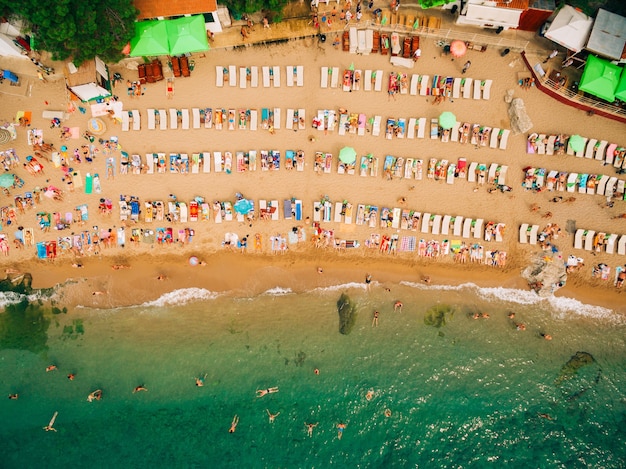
[334,202,343,222]
[544,135,555,155]
[409,74,418,95]
[286,65,295,87]
[417,118,426,139]
[419,75,429,96]
[519,223,529,243]
[595,140,608,160]
[451,216,462,236]
[349,27,358,53]
[296,66,304,86]
[499,129,510,150]
[584,230,595,251]
[529,225,539,245]
[273,108,281,130]
[286,109,295,130]
[238,67,246,88]
[420,213,431,233]
[262,66,271,87]
[191,108,200,129]
[467,162,478,183]
[313,201,321,222]
[605,234,616,254]
[605,143,617,165]
[365,30,373,54]
[364,70,372,91]
[227,65,236,87]
[566,173,577,192]
[618,235,626,255]
[181,109,189,130]
[487,164,498,184]
[452,78,462,99]
[357,29,367,54]
[407,118,416,139]
[248,66,258,87]
[215,66,224,87]
[430,214,442,235]
[372,115,382,137]
[480,80,491,100]
[450,121,460,143]
[430,119,439,139]
[441,215,451,235]
[272,66,280,87]
[462,78,473,98]
[489,128,499,148]
[462,218,472,238]
[331,67,340,88]
[168,109,177,130]
[605,176,618,197]
[578,174,589,193]
[154,109,165,130]
[573,229,584,249]
[473,219,484,239]
[473,80,481,100]
[374,70,383,92]
[358,113,366,136]
[121,111,130,131]
[321,66,329,88]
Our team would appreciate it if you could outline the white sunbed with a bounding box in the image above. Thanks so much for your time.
[147,109,155,130]
[365,70,374,92]
[357,30,367,54]
[605,234,616,254]
[201,152,211,173]
[617,235,626,255]
[132,110,140,130]
[331,67,340,88]
[489,128,500,148]
[450,122,460,142]
[297,66,304,86]
[349,27,358,53]
[605,177,618,197]
[419,75,429,96]
[286,109,294,130]
[482,79,492,100]
[121,111,130,132]
[450,216,462,236]
[546,135,556,155]
[228,65,237,86]
[321,66,329,88]
[239,67,247,88]
[529,225,539,245]
[473,80,481,100]
[169,109,178,130]
[250,110,258,131]
[298,109,306,130]
[273,108,281,129]
[462,218,472,238]
[262,66,271,87]
[365,29,373,54]
[431,215,442,235]
[417,117,426,139]
[452,78,461,99]
[215,66,224,87]
[410,74,419,95]
[286,65,295,87]
[421,213,431,234]
[576,137,588,157]
[488,164,498,184]
[441,215,451,235]
[192,108,200,129]
[374,70,383,92]
[566,173,578,192]
[250,66,259,87]
[407,118,416,139]
[144,153,155,174]
[334,202,343,222]
[595,140,608,160]
[473,219,484,239]
[584,230,596,251]
[181,109,189,130]
[468,162,478,183]
[158,109,167,130]
[273,66,281,87]
[462,78,473,99]
[372,115,382,137]
[596,175,609,194]
[519,223,529,243]
[573,229,584,249]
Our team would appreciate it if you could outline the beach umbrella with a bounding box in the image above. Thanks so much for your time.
[189,256,199,266]
[579,54,621,103]
[0,128,12,145]
[438,112,456,130]
[0,173,15,188]
[449,40,467,58]
[234,198,253,215]
[166,15,210,56]
[339,146,357,164]
[130,20,170,57]
[568,135,585,153]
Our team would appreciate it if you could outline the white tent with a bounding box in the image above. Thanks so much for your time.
[70,83,111,102]
[545,4,594,53]
[0,33,28,59]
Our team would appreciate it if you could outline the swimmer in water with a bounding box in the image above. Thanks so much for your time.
[266,409,280,423]
[337,422,346,440]
[229,415,239,433]
[365,390,374,401]
[256,387,279,397]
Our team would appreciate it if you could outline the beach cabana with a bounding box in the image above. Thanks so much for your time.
[579,55,622,103]
[65,57,111,102]
[130,20,170,57]
[166,16,209,56]
[544,4,593,53]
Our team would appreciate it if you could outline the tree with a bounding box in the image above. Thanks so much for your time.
[0,0,138,64]
[219,0,288,19]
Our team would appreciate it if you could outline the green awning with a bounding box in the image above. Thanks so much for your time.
[615,70,626,102]
[166,15,209,56]
[579,54,622,103]
[130,20,170,57]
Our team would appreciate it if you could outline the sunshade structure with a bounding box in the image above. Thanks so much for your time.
[130,20,170,57]
[339,147,357,164]
[586,9,626,61]
[567,135,585,153]
[579,55,622,103]
[0,128,12,145]
[438,112,456,130]
[234,198,254,215]
[449,40,467,58]
[0,173,16,188]
[544,5,593,53]
[615,73,626,102]
[166,16,209,56]
[130,16,209,57]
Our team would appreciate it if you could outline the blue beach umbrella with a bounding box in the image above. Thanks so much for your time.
[234,198,253,214]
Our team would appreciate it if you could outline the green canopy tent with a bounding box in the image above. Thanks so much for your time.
[130,20,170,57]
[615,71,626,102]
[166,15,209,56]
[579,55,622,103]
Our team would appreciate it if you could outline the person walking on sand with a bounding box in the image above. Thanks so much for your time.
[365,273,372,290]
[257,387,279,397]
[267,409,280,423]
[229,415,239,433]
[462,60,471,74]
[305,422,318,437]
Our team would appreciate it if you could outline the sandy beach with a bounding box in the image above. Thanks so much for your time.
[1,28,626,312]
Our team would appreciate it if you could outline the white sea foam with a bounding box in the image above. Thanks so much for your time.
[313,282,368,293]
[547,296,618,323]
[262,287,293,296]
[0,291,26,308]
[141,288,218,307]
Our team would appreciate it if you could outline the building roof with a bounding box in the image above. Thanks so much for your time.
[586,8,626,61]
[496,0,530,11]
[134,0,217,20]
[544,4,593,53]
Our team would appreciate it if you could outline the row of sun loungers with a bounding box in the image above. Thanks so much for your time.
[121,110,141,132]
[528,133,626,170]
[141,108,259,131]
[573,229,626,255]
[215,65,304,88]
[522,166,626,199]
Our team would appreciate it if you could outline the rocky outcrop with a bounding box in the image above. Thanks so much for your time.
[508,97,533,135]
[521,252,567,297]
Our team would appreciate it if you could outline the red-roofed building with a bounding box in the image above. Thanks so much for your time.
[133,0,227,33]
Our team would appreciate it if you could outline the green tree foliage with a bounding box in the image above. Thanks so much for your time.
[0,0,138,64]
[220,0,288,17]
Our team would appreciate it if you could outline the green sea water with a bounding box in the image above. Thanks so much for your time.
[0,282,625,468]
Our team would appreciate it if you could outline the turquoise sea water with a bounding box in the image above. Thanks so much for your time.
[0,281,625,468]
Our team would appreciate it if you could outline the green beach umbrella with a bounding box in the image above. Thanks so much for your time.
[339,146,357,164]
[130,20,170,57]
[438,112,456,130]
[568,135,585,153]
[579,55,621,103]
[349,62,355,71]
[166,15,210,56]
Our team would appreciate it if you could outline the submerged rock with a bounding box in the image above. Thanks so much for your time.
[555,351,595,386]
[337,293,357,335]
[424,304,455,328]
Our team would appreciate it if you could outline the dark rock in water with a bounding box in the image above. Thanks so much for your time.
[337,293,357,335]
[0,299,50,353]
[0,273,33,295]
[294,351,306,367]
[424,304,454,328]
[555,351,595,386]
